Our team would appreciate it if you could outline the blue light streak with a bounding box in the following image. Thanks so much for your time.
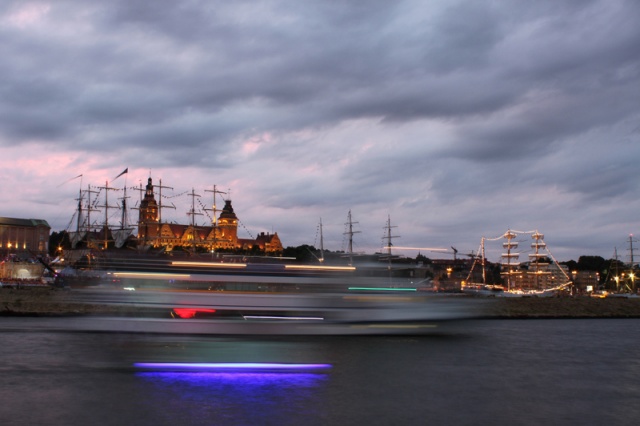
[134,362,332,372]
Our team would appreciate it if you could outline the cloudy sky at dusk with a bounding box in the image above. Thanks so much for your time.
[1,0,639,262]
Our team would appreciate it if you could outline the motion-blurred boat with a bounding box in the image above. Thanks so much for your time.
[44,288,486,335]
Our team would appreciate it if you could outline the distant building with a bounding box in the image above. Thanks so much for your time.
[137,178,283,253]
[239,232,283,253]
[0,217,51,256]
[571,270,600,292]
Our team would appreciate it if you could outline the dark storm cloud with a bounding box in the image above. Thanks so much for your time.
[4,0,635,151]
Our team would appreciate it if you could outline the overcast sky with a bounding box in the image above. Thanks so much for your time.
[1,0,639,262]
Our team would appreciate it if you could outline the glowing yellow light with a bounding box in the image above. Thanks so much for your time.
[348,287,417,292]
[112,272,192,279]
[284,265,356,271]
[171,261,247,268]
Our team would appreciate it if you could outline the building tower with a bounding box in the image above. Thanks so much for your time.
[217,200,239,249]
[138,177,159,241]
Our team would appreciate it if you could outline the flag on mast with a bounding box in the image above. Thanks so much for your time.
[113,168,128,181]
[56,174,83,187]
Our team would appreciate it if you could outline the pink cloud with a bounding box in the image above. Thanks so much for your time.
[4,3,50,29]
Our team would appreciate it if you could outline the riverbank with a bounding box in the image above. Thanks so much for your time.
[486,295,640,318]
[1,287,640,318]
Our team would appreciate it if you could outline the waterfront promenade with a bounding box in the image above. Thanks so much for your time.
[2,287,640,318]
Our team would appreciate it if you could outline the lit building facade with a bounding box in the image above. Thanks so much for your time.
[0,217,51,256]
[137,178,283,253]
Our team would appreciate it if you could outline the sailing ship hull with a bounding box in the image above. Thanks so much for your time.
[462,283,505,296]
[496,288,559,298]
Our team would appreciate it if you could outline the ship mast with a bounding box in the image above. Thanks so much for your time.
[95,181,119,249]
[612,247,622,292]
[70,186,85,249]
[156,179,175,225]
[528,231,551,290]
[119,186,129,230]
[112,183,136,248]
[480,237,486,284]
[344,210,360,266]
[319,217,324,263]
[627,235,637,293]
[465,237,487,286]
[204,184,227,254]
[75,187,83,237]
[383,215,400,270]
[69,184,99,248]
[187,188,203,251]
[500,230,519,292]
[84,185,100,247]
[628,234,637,268]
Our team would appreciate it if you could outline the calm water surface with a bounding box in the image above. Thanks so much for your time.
[1,318,639,425]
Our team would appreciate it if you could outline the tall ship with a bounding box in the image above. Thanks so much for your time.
[463,229,573,296]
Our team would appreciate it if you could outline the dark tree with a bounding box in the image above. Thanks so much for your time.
[282,245,320,262]
[562,259,578,272]
[577,255,606,271]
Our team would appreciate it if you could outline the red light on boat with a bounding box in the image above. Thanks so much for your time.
[172,308,217,318]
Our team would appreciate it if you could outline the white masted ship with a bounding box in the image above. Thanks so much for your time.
[463,229,573,297]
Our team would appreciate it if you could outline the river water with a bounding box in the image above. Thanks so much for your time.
[1,318,638,426]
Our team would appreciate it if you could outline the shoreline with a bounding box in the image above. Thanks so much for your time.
[484,296,640,319]
[2,287,640,319]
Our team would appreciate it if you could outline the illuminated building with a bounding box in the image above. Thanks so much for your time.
[137,178,283,253]
[0,217,50,256]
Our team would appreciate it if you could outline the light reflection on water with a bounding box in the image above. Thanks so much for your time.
[134,372,329,425]
[136,371,328,393]
[136,371,329,386]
